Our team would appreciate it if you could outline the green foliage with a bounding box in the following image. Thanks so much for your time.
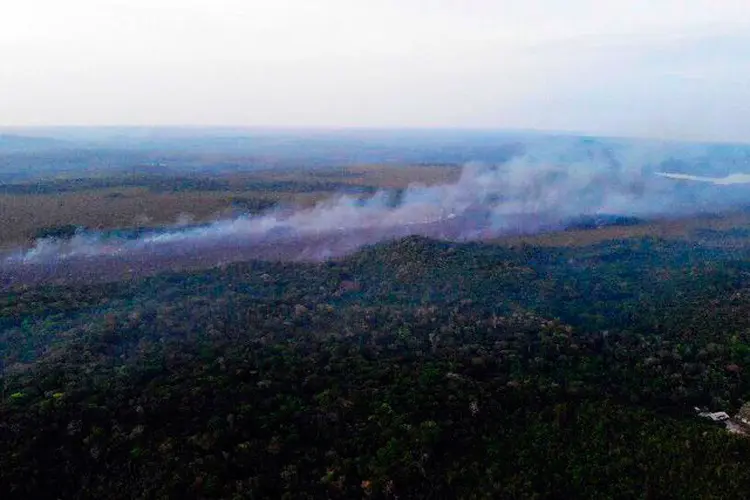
[4,233,750,497]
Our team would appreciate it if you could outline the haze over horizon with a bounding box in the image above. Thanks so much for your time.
[3,1,750,143]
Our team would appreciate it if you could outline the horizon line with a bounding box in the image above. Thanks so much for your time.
[1,125,748,146]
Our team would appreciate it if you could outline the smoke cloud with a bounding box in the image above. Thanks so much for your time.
[2,147,750,286]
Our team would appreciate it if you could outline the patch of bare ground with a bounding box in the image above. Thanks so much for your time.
[0,189,328,250]
[0,164,458,249]
[247,164,462,189]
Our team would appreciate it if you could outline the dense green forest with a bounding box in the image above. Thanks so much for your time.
[4,234,750,498]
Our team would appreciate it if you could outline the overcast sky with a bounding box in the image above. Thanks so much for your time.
[2,0,750,142]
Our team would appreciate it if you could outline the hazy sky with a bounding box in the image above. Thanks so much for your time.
[2,0,750,141]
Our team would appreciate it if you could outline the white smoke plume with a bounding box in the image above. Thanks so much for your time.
[2,150,750,286]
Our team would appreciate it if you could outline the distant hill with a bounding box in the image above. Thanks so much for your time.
[0,134,71,153]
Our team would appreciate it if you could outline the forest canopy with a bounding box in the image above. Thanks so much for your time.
[4,231,750,498]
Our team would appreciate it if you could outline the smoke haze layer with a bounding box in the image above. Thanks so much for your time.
[2,149,750,287]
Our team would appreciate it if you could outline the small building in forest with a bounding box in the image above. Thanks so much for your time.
[705,412,731,422]
[694,407,731,422]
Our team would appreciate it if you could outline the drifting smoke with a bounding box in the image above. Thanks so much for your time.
[2,149,750,286]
